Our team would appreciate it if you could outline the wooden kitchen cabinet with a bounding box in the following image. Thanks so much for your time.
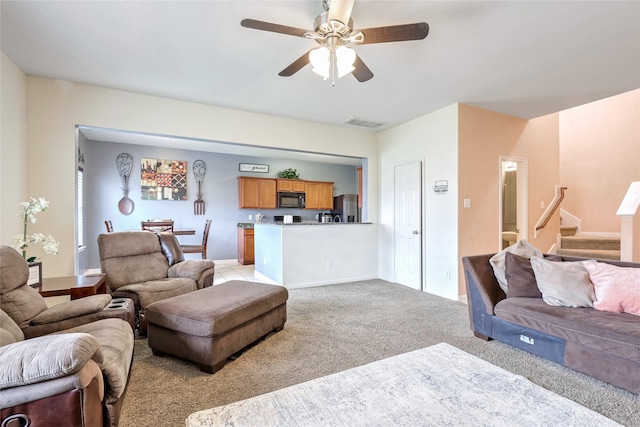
[305,181,334,210]
[238,177,277,209]
[238,227,254,265]
[277,179,306,192]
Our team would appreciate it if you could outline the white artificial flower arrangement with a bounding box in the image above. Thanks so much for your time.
[12,197,59,262]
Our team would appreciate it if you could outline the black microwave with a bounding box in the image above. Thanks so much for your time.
[278,192,305,208]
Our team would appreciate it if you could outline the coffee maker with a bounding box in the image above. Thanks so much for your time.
[318,212,333,223]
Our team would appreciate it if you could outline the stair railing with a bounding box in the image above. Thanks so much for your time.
[534,185,567,238]
[616,181,640,262]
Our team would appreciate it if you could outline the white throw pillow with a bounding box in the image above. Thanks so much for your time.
[530,256,594,308]
[489,240,543,293]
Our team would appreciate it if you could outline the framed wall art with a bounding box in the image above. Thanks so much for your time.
[239,163,269,173]
[141,158,188,200]
[28,262,42,287]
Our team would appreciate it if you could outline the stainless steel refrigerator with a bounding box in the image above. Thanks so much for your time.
[331,194,359,222]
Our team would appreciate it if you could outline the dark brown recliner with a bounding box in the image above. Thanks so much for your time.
[97,231,215,335]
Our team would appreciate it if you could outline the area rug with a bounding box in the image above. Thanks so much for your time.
[186,343,619,426]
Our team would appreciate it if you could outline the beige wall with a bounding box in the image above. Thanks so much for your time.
[3,53,636,294]
[0,52,28,244]
[458,104,560,295]
[559,89,640,232]
[15,76,377,277]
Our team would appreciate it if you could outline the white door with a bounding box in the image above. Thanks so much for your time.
[394,161,422,290]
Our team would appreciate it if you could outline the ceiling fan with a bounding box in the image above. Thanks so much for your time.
[240,0,429,85]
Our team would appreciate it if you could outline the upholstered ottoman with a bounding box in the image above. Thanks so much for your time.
[145,280,288,373]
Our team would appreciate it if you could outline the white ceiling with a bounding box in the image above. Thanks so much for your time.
[2,1,639,162]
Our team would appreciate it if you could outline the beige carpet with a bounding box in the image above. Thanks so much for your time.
[119,280,639,427]
[187,343,620,426]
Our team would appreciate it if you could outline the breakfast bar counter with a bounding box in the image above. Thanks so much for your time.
[254,222,376,288]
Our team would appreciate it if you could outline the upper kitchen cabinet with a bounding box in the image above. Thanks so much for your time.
[277,179,306,193]
[305,181,334,210]
[238,177,277,209]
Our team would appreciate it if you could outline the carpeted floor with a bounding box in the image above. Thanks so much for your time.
[119,280,639,427]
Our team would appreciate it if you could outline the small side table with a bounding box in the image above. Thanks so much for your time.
[37,274,107,300]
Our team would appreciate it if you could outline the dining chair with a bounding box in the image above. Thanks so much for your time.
[181,219,211,259]
[105,220,114,233]
[141,220,174,233]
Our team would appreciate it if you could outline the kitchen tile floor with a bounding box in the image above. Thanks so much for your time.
[213,262,278,286]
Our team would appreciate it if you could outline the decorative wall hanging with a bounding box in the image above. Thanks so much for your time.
[432,180,448,195]
[239,163,269,173]
[116,153,135,215]
[141,158,187,201]
[193,159,206,215]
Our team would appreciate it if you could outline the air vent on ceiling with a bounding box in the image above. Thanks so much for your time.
[344,117,387,129]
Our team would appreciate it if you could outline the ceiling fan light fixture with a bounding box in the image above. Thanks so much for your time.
[335,46,356,77]
[309,46,356,80]
[310,47,330,78]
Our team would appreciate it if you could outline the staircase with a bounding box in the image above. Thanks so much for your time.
[557,227,621,260]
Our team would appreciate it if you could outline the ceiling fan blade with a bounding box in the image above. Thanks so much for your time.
[279,50,312,77]
[358,22,429,44]
[352,55,373,82]
[241,19,309,38]
[327,0,355,25]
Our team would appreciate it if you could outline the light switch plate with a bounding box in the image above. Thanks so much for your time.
[463,199,471,208]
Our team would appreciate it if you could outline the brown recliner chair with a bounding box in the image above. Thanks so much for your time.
[0,246,134,427]
[97,231,215,336]
[0,246,134,339]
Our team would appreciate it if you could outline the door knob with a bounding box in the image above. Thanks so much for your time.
[412,230,419,235]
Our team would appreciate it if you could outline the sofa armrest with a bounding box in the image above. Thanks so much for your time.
[29,294,112,326]
[0,333,103,389]
[168,260,215,289]
[463,254,504,315]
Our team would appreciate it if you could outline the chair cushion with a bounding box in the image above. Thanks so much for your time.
[29,294,112,325]
[98,232,170,289]
[62,318,134,403]
[168,260,215,282]
[115,278,197,309]
[0,246,30,293]
[1,286,48,329]
[0,309,24,346]
[101,252,169,289]
[0,332,103,389]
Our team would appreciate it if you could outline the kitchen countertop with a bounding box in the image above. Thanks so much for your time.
[237,222,254,229]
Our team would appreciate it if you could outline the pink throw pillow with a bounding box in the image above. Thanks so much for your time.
[583,260,640,315]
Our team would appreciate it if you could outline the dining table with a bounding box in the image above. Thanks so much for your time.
[173,229,195,236]
[130,228,195,235]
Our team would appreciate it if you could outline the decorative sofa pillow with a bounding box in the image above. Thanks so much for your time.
[584,260,640,315]
[490,239,543,294]
[505,253,565,298]
[504,252,562,298]
[530,256,594,308]
[504,253,541,298]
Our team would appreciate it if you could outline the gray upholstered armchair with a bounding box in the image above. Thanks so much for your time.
[0,246,134,427]
[0,246,134,339]
[97,231,215,336]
